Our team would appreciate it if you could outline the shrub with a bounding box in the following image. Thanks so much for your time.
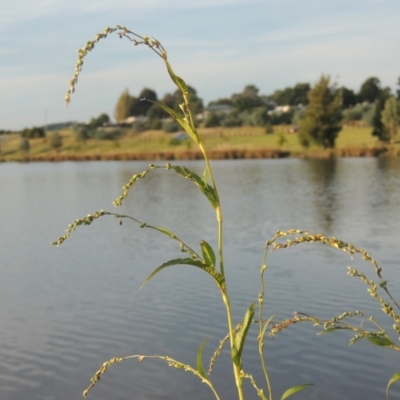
[47,131,63,151]
[220,113,242,127]
[251,106,270,126]
[162,121,180,133]
[265,122,274,134]
[132,120,148,134]
[204,112,221,127]
[19,138,30,153]
[342,103,374,122]
[93,129,121,141]
[149,118,162,130]
[73,124,91,143]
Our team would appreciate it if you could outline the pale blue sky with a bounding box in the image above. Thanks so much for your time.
[1,0,399,130]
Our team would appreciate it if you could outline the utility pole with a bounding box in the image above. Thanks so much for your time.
[44,109,48,133]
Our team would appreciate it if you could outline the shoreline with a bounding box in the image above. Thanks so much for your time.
[0,146,395,162]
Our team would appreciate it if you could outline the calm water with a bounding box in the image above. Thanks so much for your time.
[1,158,400,400]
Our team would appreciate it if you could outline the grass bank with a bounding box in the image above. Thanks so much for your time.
[0,125,399,162]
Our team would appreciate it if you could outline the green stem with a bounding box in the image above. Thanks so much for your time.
[259,248,273,400]
[198,142,224,276]
[183,84,244,400]
[222,291,245,400]
[199,140,243,399]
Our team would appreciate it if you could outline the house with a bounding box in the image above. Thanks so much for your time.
[119,115,149,126]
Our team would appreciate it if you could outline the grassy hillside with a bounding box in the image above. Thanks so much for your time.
[0,125,398,162]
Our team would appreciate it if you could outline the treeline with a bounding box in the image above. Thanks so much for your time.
[108,74,400,147]
[13,74,400,150]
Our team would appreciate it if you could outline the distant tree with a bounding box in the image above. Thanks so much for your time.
[231,85,264,111]
[161,93,175,110]
[166,86,204,115]
[162,120,180,133]
[358,77,381,103]
[47,131,63,151]
[147,103,168,121]
[339,86,357,108]
[73,124,91,144]
[292,108,306,125]
[185,86,204,115]
[298,75,342,148]
[20,126,45,139]
[342,103,374,122]
[372,88,391,141]
[238,109,253,126]
[204,112,221,127]
[381,96,400,144]
[237,107,270,127]
[220,111,242,127]
[89,113,110,128]
[135,87,158,116]
[208,98,232,106]
[291,83,310,105]
[268,82,310,106]
[397,76,400,100]
[243,85,259,96]
[251,107,270,126]
[269,109,295,125]
[149,118,162,130]
[19,138,30,154]
[114,89,136,123]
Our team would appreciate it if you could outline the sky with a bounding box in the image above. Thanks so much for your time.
[1,0,399,130]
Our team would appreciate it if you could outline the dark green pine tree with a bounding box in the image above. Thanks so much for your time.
[371,88,391,142]
[298,76,342,148]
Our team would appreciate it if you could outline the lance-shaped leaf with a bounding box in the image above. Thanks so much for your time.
[232,303,255,368]
[197,336,209,381]
[200,240,216,268]
[140,258,225,290]
[165,60,188,95]
[152,101,199,144]
[386,371,400,400]
[202,166,208,185]
[280,384,313,400]
[260,314,275,342]
[366,336,394,347]
[169,165,218,209]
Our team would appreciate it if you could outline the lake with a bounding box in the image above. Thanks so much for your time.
[1,157,400,400]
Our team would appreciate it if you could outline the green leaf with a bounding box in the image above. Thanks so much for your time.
[232,303,255,368]
[201,167,208,184]
[366,336,394,347]
[200,240,216,268]
[260,314,276,341]
[169,165,218,209]
[196,336,209,380]
[152,101,199,143]
[165,60,188,94]
[386,371,400,400]
[140,258,225,290]
[280,384,313,400]
[231,344,241,368]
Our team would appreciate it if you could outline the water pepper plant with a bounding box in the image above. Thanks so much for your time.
[53,26,400,400]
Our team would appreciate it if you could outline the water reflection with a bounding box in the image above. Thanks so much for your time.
[304,159,338,233]
[1,159,400,400]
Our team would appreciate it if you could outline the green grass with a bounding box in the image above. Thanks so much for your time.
[0,125,397,162]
